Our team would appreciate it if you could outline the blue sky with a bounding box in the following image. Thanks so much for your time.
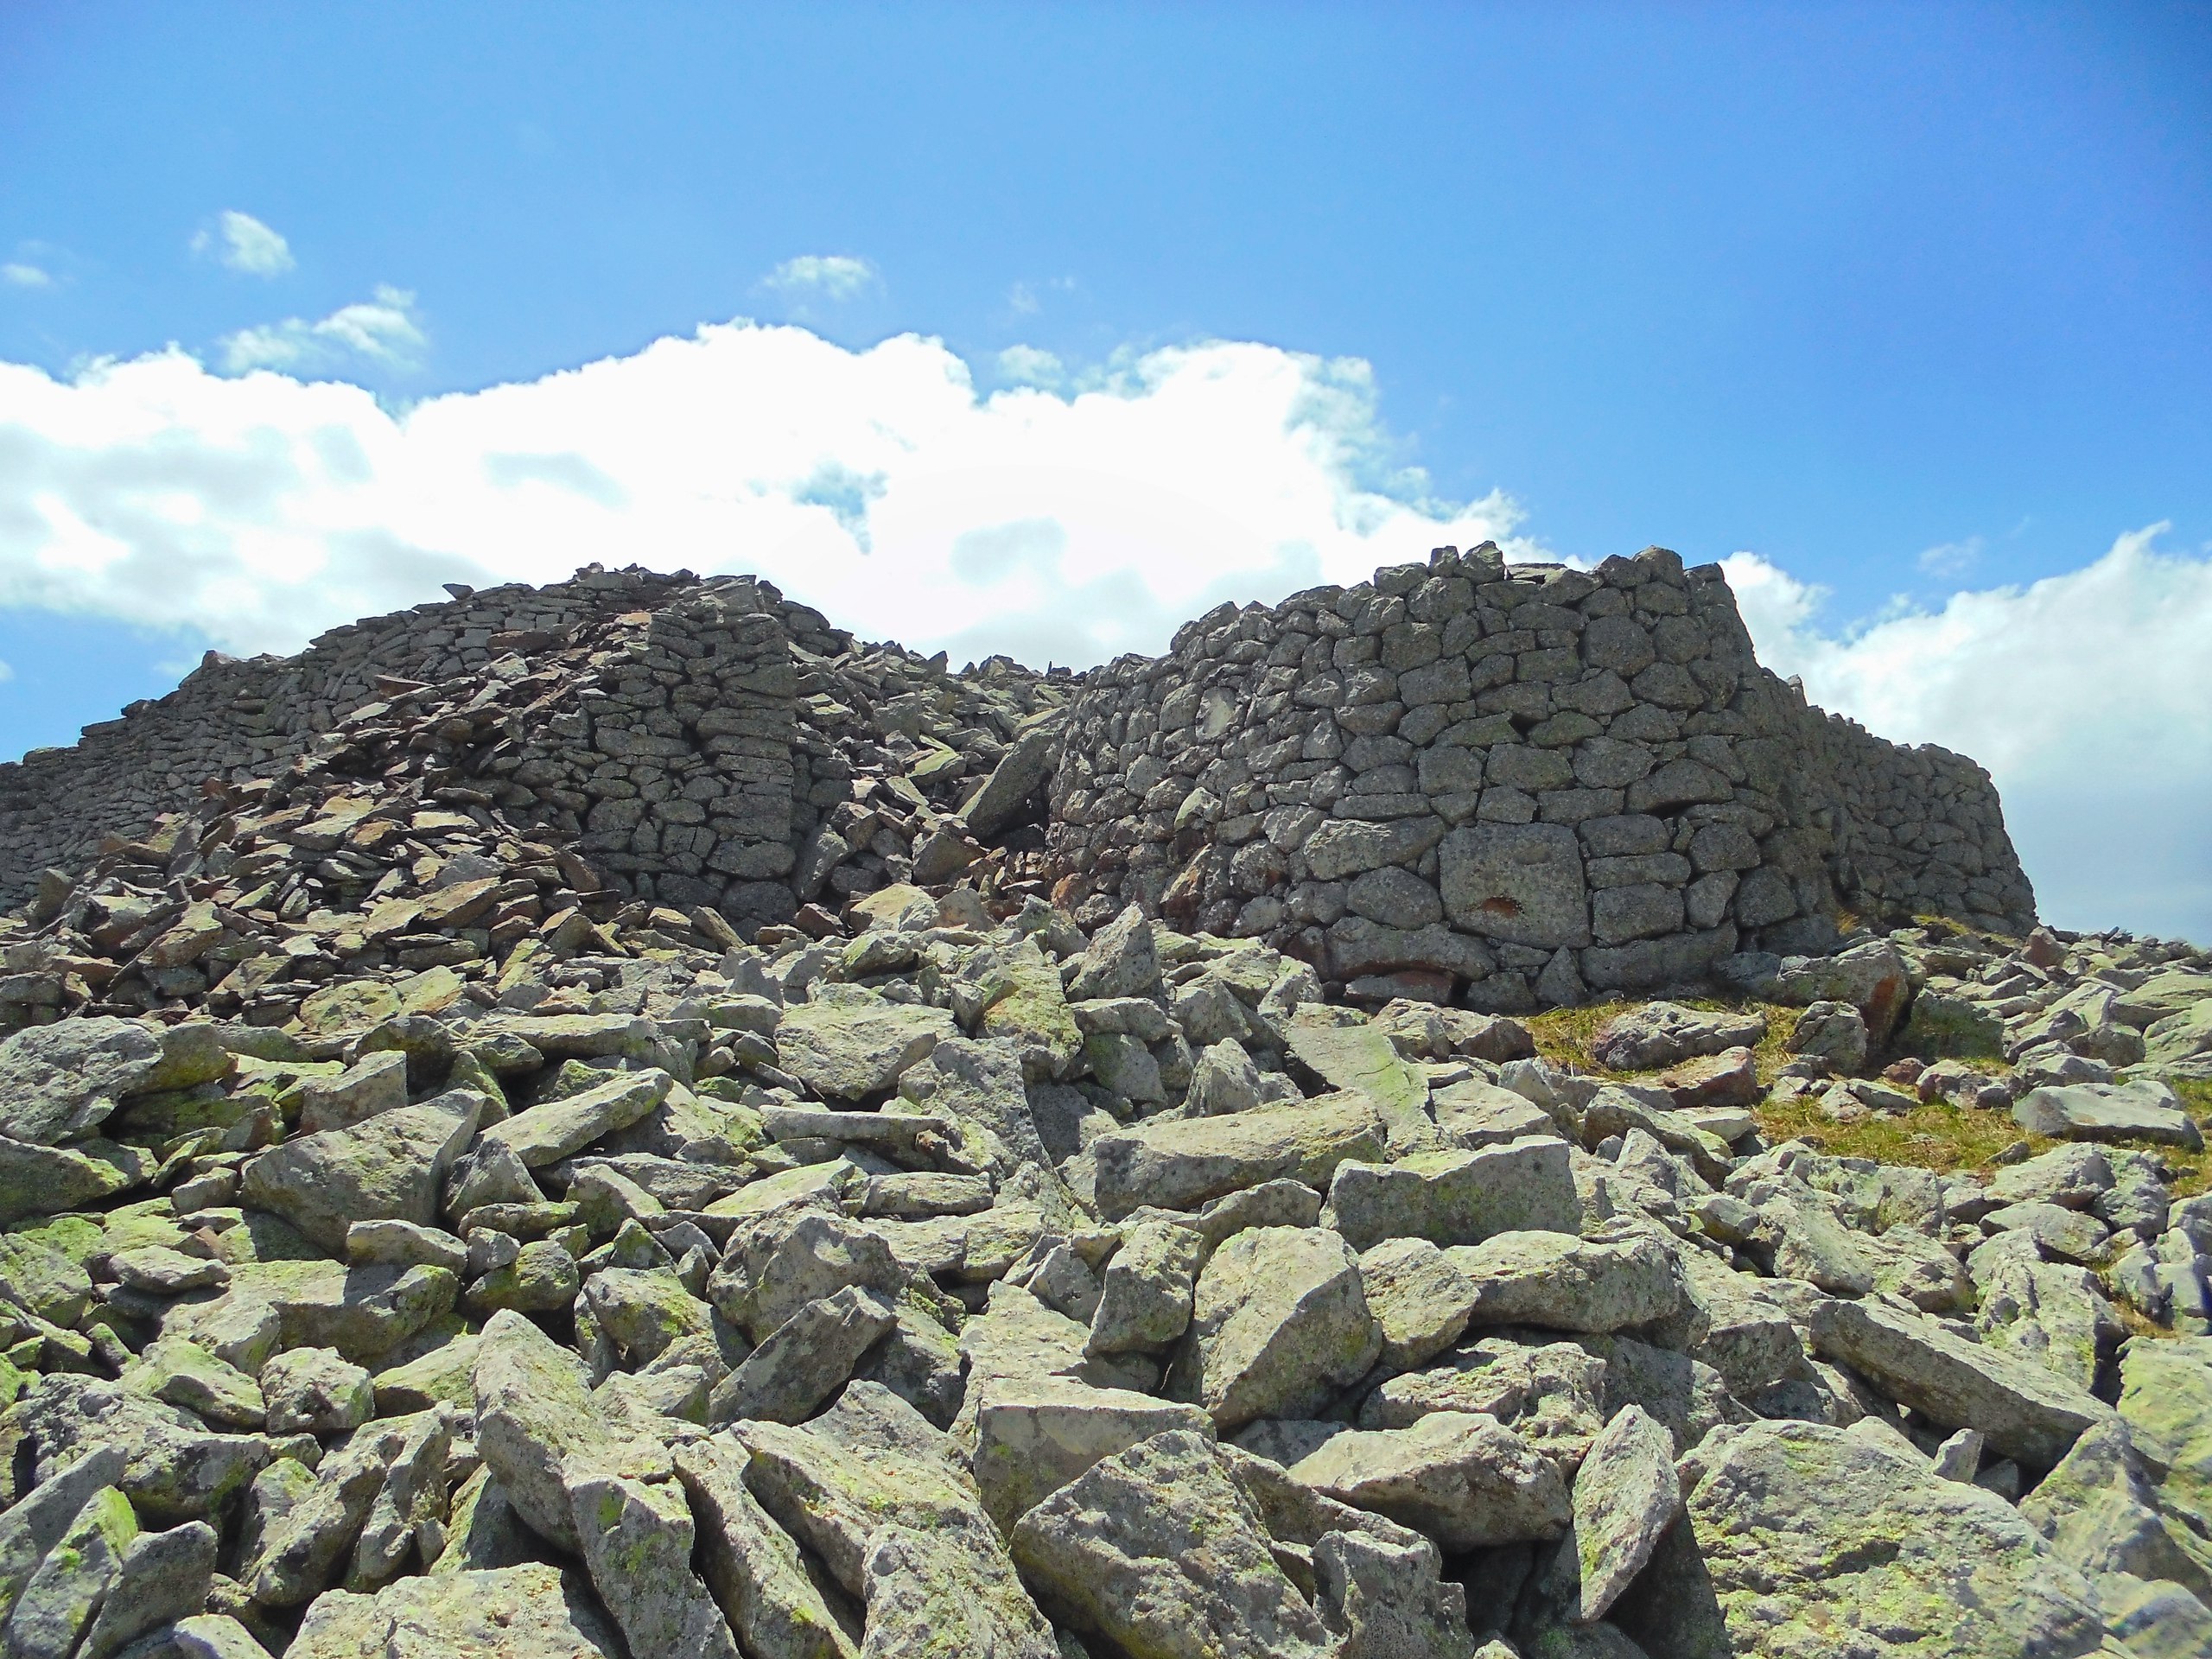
[2,2,2209,936]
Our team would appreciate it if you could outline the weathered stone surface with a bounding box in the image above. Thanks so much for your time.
[673,1436,859,1659]
[776,998,957,1099]
[1566,1404,1680,1623]
[2117,1335,2212,1531]
[1613,1420,2100,1659]
[1091,1094,1385,1222]
[1809,1296,2108,1468]
[481,1071,671,1166]
[1174,1225,1381,1431]
[0,1446,125,1629]
[1439,823,1591,948]
[1591,1002,1766,1071]
[10,1376,270,1524]
[1287,1411,1572,1549]
[471,1309,666,1553]
[0,1016,168,1146]
[565,1463,741,1659]
[240,1090,480,1250]
[2019,1416,2212,1598]
[3,1481,136,1659]
[2014,1079,2204,1150]
[1357,1237,1478,1371]
[973,1379,1214,1531]
[709,1285,898,1426]
[1088,1219,1205,1356]
[1326,1136,1580,1251]
[288,1563,622,1658]
[1447,1230,1686,1335]
[1010,1428,1333,1659]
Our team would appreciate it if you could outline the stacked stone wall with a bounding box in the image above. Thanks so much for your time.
[0,567,851,916]
[0,545,2037,999]
[1041,543,2036,1007]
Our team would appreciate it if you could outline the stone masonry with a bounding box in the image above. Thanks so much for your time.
[0,545,2035,1007]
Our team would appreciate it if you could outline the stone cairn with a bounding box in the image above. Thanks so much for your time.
[0,547,2205,1657]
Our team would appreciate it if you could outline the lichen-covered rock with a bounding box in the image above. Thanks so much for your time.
[1613,1419,2101,1659]
[1173,1226,1381,1431]
[288,1562,622,1658]
[1090,1095,1385,1222]
[1287,1412,1571,1550]
[1448,1230,1686,1335]
[1010,1428,1332,1659]
[973,1379,1214,1532]
[673,1436,859,1659]
[564,1464,741,1659]
[1809,1295,2108,1469]
[239,1090,481,1251]
[1326,1136,1580,1251]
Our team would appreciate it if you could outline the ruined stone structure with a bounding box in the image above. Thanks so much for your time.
[1045,543,2035,1006]
[0,544,2035,1004]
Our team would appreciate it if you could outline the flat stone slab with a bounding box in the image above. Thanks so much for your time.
[2013,1080,2203,1150]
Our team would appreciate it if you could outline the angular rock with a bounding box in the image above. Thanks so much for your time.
[1010,1428,1332,1659]
[1566,1405,1680,1623]
[673,1436,859,1659]
[470,1309,666,1553]
[1357,1237,1479,1371]
[564,1463,741,1659]
[1313,1528,1476,1659]
[1087,1219,1205,1356]
[10,1377,270,1525]
[481,1070,671,1166]
[709,1285,899,1426]
[1809,1296,2108,1468]
[1612,1419,2100,1659]
[1287,1411,1572,1549]
[1090,1094,1385,1222]
[1325,1136,1580,1251]
[972,1379,1214,1532]
[287,1563,621,1658]
[1448,1230,1686,1335]
[1174,1226,1382,1431]
[1590,1003,1766,1072]
[776,998,957,1100]
[2014,1079,2204,1151]
[0,1016,162,1146]
[239,1090,480,1250]
[4,1482,136,1659]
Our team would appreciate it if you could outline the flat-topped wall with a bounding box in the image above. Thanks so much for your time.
[1040,543,2035,1006]
[1,547,2037,1001]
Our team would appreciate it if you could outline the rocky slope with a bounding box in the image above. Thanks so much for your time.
[0,563,2209,1658]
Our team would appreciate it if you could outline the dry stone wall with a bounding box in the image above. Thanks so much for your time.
[0,546,2034,1004]
[1042,543,2035,1007]
[0,567,849,923]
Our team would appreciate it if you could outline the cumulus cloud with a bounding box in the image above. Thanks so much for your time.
[760,255,878,302]
[0,320,1529,672]
[1726,529,2212,942]
[191,210,296,277]
[2,264,53,290]
[218,285,426,374]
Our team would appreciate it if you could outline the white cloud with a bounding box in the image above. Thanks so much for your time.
[217,285,426,374]
[995,345,1065,387]
[0,321,1528,678]
[191,211,296,277]
[1916,534,1981,577]
[1726,529,2212,943]
[760,256,878,302]
[0,660,13,683]
[2,264,53,290]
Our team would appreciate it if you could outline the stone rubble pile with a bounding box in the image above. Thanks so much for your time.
[0,855,2207,1657]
